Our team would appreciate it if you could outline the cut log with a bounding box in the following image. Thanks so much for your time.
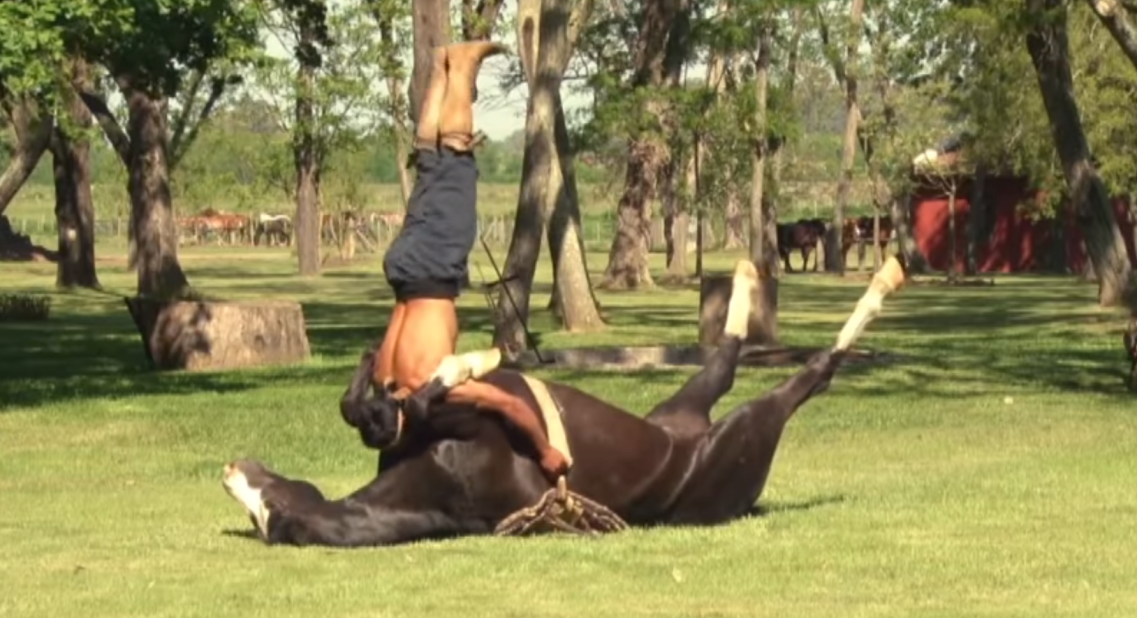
[124,297,311,371]
[698,273,775,347]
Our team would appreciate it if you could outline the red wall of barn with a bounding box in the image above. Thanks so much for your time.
[909,176,1136,273]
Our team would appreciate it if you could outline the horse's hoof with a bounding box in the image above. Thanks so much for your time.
[432,355,474,388]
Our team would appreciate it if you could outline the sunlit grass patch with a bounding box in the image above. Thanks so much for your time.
[0,246,1134,617]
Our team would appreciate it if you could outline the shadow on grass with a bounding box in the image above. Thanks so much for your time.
[750,493,848,517]
[220,528,261,542]
[2,268,1130,411]
[0,307,363,412]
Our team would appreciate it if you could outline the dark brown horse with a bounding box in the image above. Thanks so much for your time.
[777,218,827,273]
[222,260,906,547]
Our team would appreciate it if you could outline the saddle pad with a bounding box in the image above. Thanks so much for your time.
[519,374,573,468]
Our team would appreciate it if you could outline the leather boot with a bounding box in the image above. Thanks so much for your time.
[413,47,448,151]
[438,41,509,152]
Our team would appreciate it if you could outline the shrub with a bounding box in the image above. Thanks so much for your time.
[0,294,51,322]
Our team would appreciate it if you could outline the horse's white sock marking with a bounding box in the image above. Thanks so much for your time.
[222,463,269,536]
[725,260,759,339]
[834,257,905,352]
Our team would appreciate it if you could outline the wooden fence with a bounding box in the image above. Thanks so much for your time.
[5,212,751,255]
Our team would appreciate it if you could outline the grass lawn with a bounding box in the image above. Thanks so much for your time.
[1,243,1135,617]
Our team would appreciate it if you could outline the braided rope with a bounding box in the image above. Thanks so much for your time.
[494,477,629,537]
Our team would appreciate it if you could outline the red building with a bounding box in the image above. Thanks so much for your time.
[907,151,1135,274]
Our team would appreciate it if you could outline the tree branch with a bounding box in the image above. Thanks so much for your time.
[814,4,847,84]
[78,89,130,166]
[168,69,205,163]
[1084,0,1137,72]
[0,96,52,216]
[170,76,228,170]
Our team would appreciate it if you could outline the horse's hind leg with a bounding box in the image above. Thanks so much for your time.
[644,260,757,436]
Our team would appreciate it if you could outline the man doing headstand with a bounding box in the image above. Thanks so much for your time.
[373,41,570,481]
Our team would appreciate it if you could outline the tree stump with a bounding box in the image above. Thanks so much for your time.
[698,273,778,348]
[124,297,311,372]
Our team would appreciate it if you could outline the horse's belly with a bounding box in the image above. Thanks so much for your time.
[563,435,699,524]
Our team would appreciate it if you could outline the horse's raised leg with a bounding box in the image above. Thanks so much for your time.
[643,260,757,436]
[222,459,459,547]
[664,257,907,524]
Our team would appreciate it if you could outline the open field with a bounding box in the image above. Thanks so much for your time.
[1,246,1135,617]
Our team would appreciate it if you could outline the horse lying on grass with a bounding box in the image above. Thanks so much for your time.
[222,258,907,547]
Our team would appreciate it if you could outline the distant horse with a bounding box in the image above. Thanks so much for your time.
[842,215,895,270]
[254,213,292,247]
[221,259,908,547]
[777,218,827,272]
[179,209,251,246]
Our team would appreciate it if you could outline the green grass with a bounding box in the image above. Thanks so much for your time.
[1,245,1135,617]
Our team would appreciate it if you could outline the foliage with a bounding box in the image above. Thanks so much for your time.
[0,293,50,321]
[249,0,396,194]
[1070,2,1137,199]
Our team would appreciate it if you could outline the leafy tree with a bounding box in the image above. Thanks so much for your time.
[0,0,260,297]
[253,0,390,275]
[1023,0,1134,306]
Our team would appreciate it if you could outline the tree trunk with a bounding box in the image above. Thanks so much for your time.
[495,0,602,351]
[891,194,928,273]
[767,8,803,278]
[662,156,683,276]
[0,98,52,216]
[660,0,693,281]
[1085,0,1137,70]
[723,186,745,249]
[536,0,604,328]
[602,140,663,289]
[601,0,681,289]
[748,27,778,345]
[123,82,189,298]
[665,208,690,277]
[294,18,321,277]
[966,165,987,276]
[409,0,452,127]
[824,0,865,275]
[52,59,99,289]
[375,11,413,207]
[392,111,412,207]
[947,184,958,280]
[663,145,691,278]
[547,92,604,330]
[1026,0,1136,307]
[494,0,547,352]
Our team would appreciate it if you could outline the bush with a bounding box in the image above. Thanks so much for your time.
[0,294,51,322]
